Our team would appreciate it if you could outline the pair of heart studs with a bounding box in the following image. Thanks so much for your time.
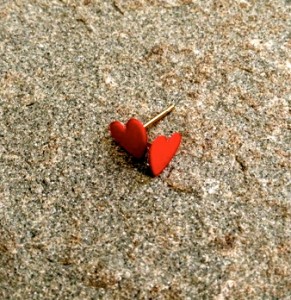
[109,104,182,176]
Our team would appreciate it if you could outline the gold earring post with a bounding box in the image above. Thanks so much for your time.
[144,104,175,129]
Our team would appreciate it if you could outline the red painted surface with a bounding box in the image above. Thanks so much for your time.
[149,133,182,176]
[109,118,148,159]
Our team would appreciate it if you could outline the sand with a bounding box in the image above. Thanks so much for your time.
[0,0,290,299]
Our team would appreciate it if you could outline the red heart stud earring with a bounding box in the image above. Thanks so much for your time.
[109,104,181,176]
[109,118,147,159]
[110,104,175,158]
[149,132,182,176]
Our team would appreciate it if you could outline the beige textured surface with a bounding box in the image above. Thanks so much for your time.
[0,0,290,299]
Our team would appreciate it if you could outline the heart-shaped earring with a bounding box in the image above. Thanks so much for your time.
[110,118,147,159]
[149,132,182,176]
[109,104,181,176]
[109,104,175,158]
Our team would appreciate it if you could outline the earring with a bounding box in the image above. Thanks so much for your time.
[109,104,175,158]
[109,118,147,159]
[109,104,181,176]
[149,132,181,177]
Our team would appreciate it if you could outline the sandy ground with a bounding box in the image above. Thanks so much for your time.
[0,0,290,299]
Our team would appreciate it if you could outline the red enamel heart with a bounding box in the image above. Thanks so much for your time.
[109,118,147,158]
[149,132,182,176]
